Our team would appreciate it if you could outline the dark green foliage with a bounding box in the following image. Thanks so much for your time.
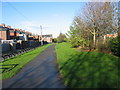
[109,36,120,57]
[66,26,88,48]
[53,38,57,43]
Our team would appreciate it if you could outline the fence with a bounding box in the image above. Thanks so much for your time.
[1,40,46,60]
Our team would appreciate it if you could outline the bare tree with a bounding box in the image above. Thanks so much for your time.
[67,2,119,49]
[78,2,114,47]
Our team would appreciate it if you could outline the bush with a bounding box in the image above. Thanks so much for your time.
[68,37,88,48]
[70,38,81,48]
[109,36,120,57]
[53,38,57,43]
[57,33,66,43]
[96,38,110,53]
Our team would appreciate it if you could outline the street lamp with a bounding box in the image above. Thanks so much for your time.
[40,25,43,45]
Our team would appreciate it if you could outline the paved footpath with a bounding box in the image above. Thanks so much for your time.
[2,44,66,88]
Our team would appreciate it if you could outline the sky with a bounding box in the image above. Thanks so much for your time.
[1,2,86,38]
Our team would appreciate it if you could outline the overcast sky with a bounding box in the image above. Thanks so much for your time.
[1,2,87,38]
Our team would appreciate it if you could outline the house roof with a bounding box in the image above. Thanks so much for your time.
[42,34,52,37]
[0,26,8,31]
[26,32,32,35]
[0,24,52,37]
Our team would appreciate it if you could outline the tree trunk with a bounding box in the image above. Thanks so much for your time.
[93,29,96,48]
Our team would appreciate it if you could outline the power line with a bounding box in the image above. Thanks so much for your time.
[6,2,31,22]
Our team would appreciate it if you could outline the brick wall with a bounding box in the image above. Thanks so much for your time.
[0,31,2,40]
[0,31,7,40]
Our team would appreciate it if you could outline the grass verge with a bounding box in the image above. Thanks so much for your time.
[0,44,52,80]
[56,42,119,88]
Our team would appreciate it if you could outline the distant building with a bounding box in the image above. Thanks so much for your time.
[19,29,28,41]
[19,33,28,41]
[26,32,34,40]
[42,34,52,43]
[33,35,40,41]
[0,24,10,40]
[7,25,17,40]
[104,33,118,40]
[0,24,53,43]
[0,24,28,41]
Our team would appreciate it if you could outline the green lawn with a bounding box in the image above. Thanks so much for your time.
[56,42,119,88]
[0,44,52,80]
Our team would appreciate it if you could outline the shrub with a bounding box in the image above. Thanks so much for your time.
[69,37,89,48]
[109,36,120,57]
[96,38,110,53]
[57,33,66,43]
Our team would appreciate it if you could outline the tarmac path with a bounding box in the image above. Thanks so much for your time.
[2,44,66,88]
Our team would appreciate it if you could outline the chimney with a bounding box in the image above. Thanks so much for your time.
[1,24,5,27]
[7,25,11,28]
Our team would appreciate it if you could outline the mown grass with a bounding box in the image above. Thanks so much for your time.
[56,42,119,88]
[0,44,52,80]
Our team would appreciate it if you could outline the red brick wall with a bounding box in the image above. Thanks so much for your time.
[0,31,7,40]
[0,31,1,40]
[16,33,19,36]
[10,32,14,36]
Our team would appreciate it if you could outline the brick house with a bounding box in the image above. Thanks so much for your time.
[0,24,53,43]
[0,24,19,41]
[0,24,28,41]
[42,34,52,43]
[18,29,28,41]
[15,29,21,38]
[0,24,10,40]
[104,33,118,40]
[7,25,17,40]
[26,32,34,40]
[107,33,118,38]
[33,35,41,41]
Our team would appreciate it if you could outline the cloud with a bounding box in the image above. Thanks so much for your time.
[20,21,54,35]
[19,19,71,38]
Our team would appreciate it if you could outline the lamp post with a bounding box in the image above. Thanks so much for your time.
[40,25,43,45]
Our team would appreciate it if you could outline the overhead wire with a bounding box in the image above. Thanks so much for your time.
[6,2,31,22]
[5,2,34,33]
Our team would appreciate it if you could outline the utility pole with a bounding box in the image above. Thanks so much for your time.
[40,25,43,45]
